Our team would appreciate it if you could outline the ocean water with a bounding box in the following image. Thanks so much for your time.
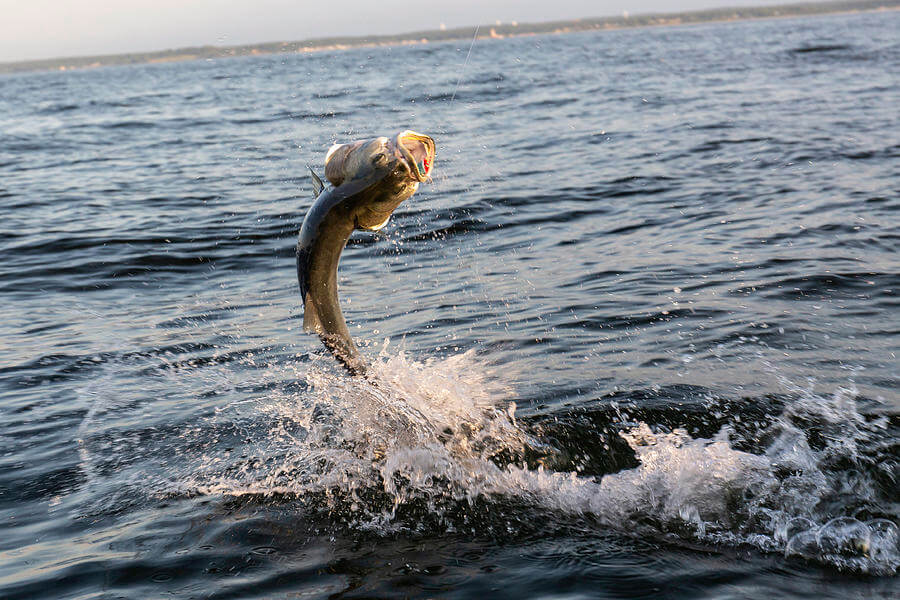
[1,10,898,599]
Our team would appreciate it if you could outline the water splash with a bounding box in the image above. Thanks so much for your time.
[76,345,898,574]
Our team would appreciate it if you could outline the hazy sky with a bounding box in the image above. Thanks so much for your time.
[1,1,810,63]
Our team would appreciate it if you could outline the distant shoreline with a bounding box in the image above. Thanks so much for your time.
[1,0,897,75]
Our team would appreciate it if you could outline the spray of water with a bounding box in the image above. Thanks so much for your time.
[78,343,900,575]
[75,341,897,575]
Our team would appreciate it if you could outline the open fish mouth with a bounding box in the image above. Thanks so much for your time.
[396,130,435,182]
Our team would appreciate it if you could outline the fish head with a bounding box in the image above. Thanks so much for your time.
[324,130,435,231]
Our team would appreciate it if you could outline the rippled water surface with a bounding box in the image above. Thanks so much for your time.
[1,11,898,599]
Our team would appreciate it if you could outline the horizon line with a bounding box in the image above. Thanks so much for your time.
[1,0,897,74]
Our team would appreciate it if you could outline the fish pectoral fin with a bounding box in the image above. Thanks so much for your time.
[308,166,325,198]
[302,300,323,333]
[367,215,391,231]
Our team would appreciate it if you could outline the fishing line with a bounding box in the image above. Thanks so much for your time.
[449,25,479,104]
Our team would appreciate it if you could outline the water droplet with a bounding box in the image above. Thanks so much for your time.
[866,519,899,561]
[816,516,870,557]
[785,529,818,559]
[776,516,815,543]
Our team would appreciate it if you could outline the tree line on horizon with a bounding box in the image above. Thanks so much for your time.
[1,0,896,74]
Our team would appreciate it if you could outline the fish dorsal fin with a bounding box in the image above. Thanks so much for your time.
[308,165,325,198]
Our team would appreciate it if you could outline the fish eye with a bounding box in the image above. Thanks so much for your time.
[372,153,388,166]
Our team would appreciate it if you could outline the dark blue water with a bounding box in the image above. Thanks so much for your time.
[1,11,898,598]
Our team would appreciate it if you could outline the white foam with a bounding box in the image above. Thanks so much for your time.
[77,344,898,574]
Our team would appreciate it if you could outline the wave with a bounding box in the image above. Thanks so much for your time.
[789,44,853,54]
